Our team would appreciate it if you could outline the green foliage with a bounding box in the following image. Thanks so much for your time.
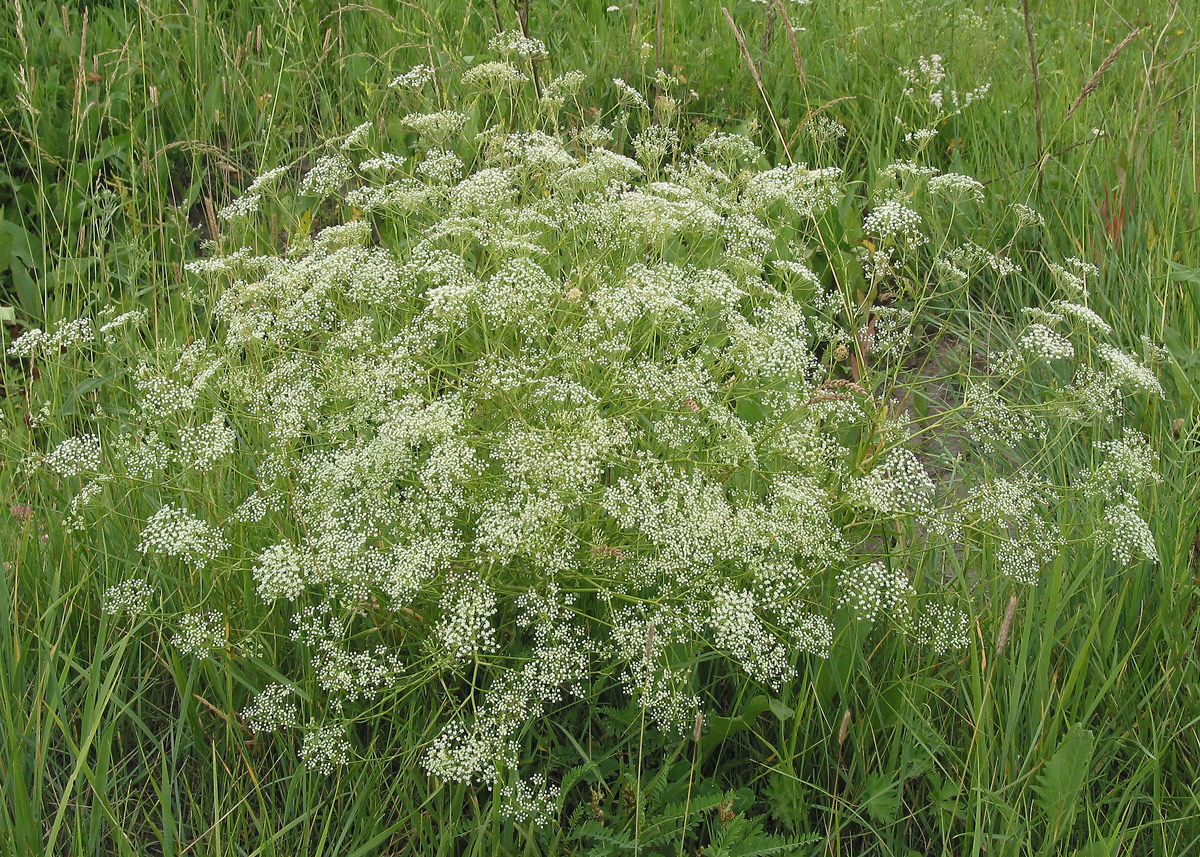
[1035,724,1096,848]
[0,0,1198,855]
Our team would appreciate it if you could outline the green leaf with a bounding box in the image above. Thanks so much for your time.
[861,772,900,825]
[767,698,794,721]
[0,219,34,264]
[10,258,39,319]
[1166,260,1200,284]
[1034,724,1095,843]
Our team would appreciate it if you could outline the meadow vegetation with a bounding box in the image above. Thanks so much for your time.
[1,1,1198,855]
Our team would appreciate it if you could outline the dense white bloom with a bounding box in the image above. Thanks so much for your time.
[45,434,103,477]
[389,64,434,90]
[696,131,762,165]
[298,153,353,196]
[253,542,314,602]
[488,30,547,58]
[102,578,156,616]
[434,573,499,661]
[26,57,1167,831]
[855,448,935,515]
[928,172,985,202]
[138,505,229,568]
[218,192,261,221]
[462,61,527,91]
[300,722,351,775]
[1017,323,1075,362]
[709,587,792,690]
[1097,344,1163,397]
[864,199,926,247]
[178,416,235,470]
[403,111,469,145]
[242,683,298,732]
[173,611,226,658]
[1089,430,1160,499]
[915,603,970,654]
[1099,500,1158,564]
[997,540,1040,585]
[837,562,914,623]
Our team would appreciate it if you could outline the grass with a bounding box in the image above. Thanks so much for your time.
[1,0,1198,854]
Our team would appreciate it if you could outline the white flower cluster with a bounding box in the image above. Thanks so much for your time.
[708,587,792,690]
[803,114,847,143]
[433,573,499,662]
[218,192,260,221]
[242,683,298,733]
[1088,430,1160,500]
[927,172,985,203]
[99,310,148,344]
[499,773,560,826]
[488,30,547,58]
[403,111,469,146]
[863,199,926,247]
[836,562,914,623]
[172,611,226,658]
[854,448,936,515]
[138,505,230,568]
[178,416,235,471]
[1097,344,1163,398]
[298,153,353,196]
[1099,501,1158,564]
[101,578,156,616]
[6,317,95,358]
[44,434,103,478]
[915,603,970,654]
[1010,202,1045,229]
[300,722,351,775]
[253,542,315,602]
[899,54,990,114]
[462,61,527,91]
[389,64,434,90]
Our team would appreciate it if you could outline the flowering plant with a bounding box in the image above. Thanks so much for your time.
[8,37,1164,827]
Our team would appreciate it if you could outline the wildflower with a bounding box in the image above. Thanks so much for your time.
[242,683,298,732]
[1098,500,1158,564]
[173,611,227,658]
[500,774,560,826]
[863,199,926,247]
[44,434,103,478]
[927,172,985,203]
[217,193,261,221]
[300,721,351,775]
[462,61,528,91]
[298,153,353,196]
[915,603,970,654]
[138,505,229,568]
[488,30,548,58]
[837,562,915,623]
[389,64,434,90]
[102,578,156,616]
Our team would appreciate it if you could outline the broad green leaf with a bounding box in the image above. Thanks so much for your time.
[767,698,794,721]
[1035,724,1095,843]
